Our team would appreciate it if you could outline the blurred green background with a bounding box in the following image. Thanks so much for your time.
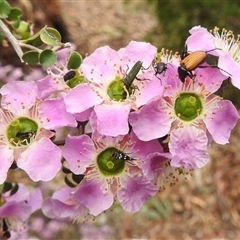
[147,0,240,51]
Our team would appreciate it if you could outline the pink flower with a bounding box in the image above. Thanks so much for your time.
[42,187,89,222]
[62,132,163,214]
[0,80,76,182]
[185,26,240,90]
[129,77,239,169]
[36,46,83,100]
[0,184,42,234]
[64,41,162,136]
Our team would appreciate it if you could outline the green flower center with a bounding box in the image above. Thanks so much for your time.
[7,117,38,146]
[107,75,136,101]
[107,76,126,101]
[97,147,126,176]
[174,93,203,121]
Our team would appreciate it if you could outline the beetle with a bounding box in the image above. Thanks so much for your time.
[154,62,174,84]
[111,151,136,161]
[122,61,143,90]
[63,70,76,81]
[154,62,167,78]
[121,60,147,97]
[16,130,36,139]
[178,46,231,82]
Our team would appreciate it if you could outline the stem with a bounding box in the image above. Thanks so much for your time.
[0,19,24,62]
[19,42,41,52]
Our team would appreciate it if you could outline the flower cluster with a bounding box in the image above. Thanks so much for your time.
[0,25,239,236]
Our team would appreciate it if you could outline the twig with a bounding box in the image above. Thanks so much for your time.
[0,19,24,62]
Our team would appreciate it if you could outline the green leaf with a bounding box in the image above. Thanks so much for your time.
[12,18,21,29]
[20,26,45,47]
[40,27,61,46]
[22,50,39,65]
[39,49,57,67]
[0,0,11,18]
[67,51,82,70]
[14,21,31,39]
[8,7,22,20]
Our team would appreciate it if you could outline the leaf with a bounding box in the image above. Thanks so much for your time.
[67,51,82,70]
[0,0,11,18]
[20,28,44,47]
[22,50,39,64]
[40,27,61,46]
[8,7,22,20]
[14,21,31,39]
[39,49,57,67]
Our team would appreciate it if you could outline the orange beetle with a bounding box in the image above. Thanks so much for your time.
[178,46,230,82]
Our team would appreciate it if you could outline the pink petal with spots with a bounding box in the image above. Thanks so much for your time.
[38,97,77,129]
[62,134,96,174]
[64,83,103,114]
[0,80,37,113]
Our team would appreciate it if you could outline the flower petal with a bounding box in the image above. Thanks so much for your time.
[64,83,103,113]
[129,100,171,141]
[186,26,216,51]
[36,75,59,100]
[38,97,77,129]
[94,103,131,136]
[169,127,209,169]
[42,198,78,219]
[204,100,239,144]
[81,46,120,84]
[0,80,37,114]
[135,71,164,107]
[117,175,158,212]
[0,146,14,184]
[218,54,240,90]
[62,134,96,174]
[120,41,157,69]
[17,138,62,181]
[142,152,171,181]
[73,179,114,216]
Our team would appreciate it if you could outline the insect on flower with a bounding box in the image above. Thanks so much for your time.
[178,46,231,82]
[16,130,36,139]
[111,151,136,161]
[63,70,76,81]
[153,62,174,84]
[122,60,152,96]
[122,61,143,89]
